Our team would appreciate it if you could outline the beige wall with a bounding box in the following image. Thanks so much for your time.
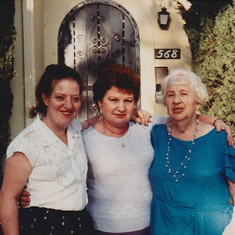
[11,0,45,138]
[11,0,25,139]
[12,0,192,138]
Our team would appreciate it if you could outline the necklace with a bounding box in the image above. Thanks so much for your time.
[121,137,125,147]
[102,119,128,147]
[166,119,199,182]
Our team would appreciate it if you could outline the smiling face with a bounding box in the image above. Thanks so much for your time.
[42,78,81,133]
[165,80,201,123]
[98,85,136,129]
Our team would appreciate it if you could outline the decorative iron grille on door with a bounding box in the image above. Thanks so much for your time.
[58,0,140,121]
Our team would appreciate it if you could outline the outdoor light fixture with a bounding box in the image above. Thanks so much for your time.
[158,7,170,29]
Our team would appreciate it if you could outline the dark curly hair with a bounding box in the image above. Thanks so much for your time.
[29,64,83,118]
[93,64,140,111]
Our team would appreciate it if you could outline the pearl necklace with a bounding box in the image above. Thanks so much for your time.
[166,119,199,182]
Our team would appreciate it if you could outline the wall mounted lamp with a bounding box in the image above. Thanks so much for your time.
[158,7,170,29]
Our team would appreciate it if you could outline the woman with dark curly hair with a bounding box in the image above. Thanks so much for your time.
[0,64,95,235]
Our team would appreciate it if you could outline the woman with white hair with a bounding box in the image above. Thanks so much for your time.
[149,69,235,234]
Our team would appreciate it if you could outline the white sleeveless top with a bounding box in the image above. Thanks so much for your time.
[7,114,87,211]
[82,114,168,233]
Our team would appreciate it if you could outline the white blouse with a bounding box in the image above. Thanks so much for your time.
[7,114,87,211]
[82,114,168,233]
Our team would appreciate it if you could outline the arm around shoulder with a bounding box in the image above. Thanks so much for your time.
[197,115,233,146]
[80,114,102,131]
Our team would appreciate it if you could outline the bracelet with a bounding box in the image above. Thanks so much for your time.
[213,118,222,126]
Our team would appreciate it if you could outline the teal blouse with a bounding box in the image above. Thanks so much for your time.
[149,125,235,235]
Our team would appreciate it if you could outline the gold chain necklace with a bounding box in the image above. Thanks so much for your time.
[166,119,199,182]
[102,119,128,147]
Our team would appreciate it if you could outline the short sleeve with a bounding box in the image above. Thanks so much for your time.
[138,114,168,133]
[151,114,168,126]
[6,125,43,167]
[6,134,37,167]
[224,145,235,183]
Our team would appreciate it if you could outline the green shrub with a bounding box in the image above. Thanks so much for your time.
[178,0,235,141]
[0,0,15,186]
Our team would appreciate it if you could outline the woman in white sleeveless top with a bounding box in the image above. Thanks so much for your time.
[0,64,95,235]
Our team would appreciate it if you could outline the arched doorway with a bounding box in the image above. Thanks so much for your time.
[58,0,140,120]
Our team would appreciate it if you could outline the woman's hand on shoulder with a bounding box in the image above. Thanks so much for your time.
[131,108,151,126]
[197,115,233,146]
[213,119,233,147]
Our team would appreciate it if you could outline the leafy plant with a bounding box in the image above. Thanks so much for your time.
[178,0,235,141]
[0,0,15,186]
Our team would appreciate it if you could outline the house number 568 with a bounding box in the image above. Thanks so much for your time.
[154,49,181,59]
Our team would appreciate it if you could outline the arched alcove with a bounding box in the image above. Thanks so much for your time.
[58,0,140,120]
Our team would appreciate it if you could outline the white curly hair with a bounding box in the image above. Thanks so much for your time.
[157,68,209,105]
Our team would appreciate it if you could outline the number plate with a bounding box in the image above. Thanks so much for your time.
[155,49,180,59]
